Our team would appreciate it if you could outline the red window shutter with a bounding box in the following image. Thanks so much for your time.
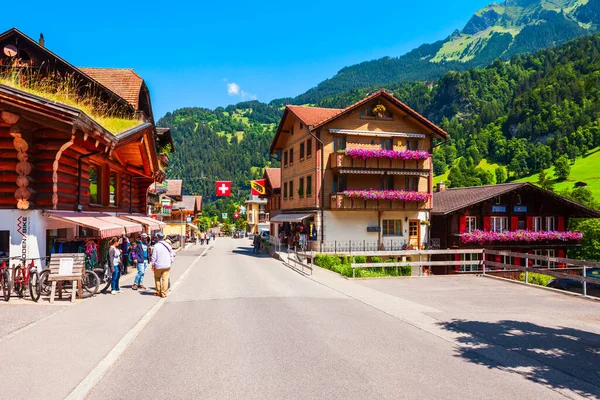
[495,255,502,263]
[558,217,565,231]
[511,216,519,231]
[557,249,566,268]
[513,256,520,267]
[454,253,461,272]
[526,216,533,231]
[459,216,467,233]
[484,216,491,231]
[527,250,533,267]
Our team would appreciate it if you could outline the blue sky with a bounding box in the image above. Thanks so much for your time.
[3,0,491,118]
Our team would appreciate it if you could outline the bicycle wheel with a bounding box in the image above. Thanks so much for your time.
[13,266,24,298]
[40,269,52,296]
[94,266,111,294]
[28,270,41,302]
[1,270,11,301]
[81,270,100,298]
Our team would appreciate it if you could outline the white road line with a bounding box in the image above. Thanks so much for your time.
[64,245,212,400]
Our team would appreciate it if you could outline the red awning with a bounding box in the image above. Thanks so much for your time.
[48,212,125,238]
[119,215,164,231]
[97,215,143,235]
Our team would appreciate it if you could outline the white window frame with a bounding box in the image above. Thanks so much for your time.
[466,216,477,233]
[546,216,556,231]
[490,217,508,233]
[460,253,481,272]
[532,216,542,232]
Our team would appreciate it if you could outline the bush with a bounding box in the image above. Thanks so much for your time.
[370,257,383,263]
[354,255,367,264]
[314,254,341,270]
[519,272,553,287]
[314,254,412,278]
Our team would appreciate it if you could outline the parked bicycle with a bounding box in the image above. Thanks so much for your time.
[1,258,11,301]
[39,257,101,299]
[93,262,112,294]
[12,257,41,302]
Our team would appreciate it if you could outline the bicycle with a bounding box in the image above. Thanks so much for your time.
[40,257,101,299]
[12,257,41,302]
[93,262,112,294]
[1,258,11,301]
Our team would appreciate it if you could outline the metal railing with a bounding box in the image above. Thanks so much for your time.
[316,239,410,254]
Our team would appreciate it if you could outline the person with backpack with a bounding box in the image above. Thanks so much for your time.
[119,234,131,275]
[151,232,174,298]
[132,233,150,290]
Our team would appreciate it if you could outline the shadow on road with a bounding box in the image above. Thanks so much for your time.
[232,247,270,257]
[438,319,600,398]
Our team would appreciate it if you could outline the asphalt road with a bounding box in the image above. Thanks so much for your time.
[83,238,598,400]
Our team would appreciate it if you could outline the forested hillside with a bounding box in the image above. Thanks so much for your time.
[161,34,600,206]
[279,0,600,105]
[157,103,279,200]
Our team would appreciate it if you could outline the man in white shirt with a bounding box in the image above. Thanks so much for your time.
[151,232,174,298]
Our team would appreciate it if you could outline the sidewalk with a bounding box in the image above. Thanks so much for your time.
[0,243,210,400]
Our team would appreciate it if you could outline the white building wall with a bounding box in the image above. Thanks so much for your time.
[323,210,429,245]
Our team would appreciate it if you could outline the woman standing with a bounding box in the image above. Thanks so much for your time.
[108,237,122,295]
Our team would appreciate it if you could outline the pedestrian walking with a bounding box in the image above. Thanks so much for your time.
[206,232,210,244]
[151,232,174,298]
[132,233,150,290]
[253,233,261,254]
[108,237,122,295]
[119,234,130,275]
[200,232,205,245]
[212,231,216,241]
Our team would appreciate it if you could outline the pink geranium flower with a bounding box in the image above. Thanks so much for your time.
[460,230,583,244]
[343,190,431,202]
[344,148,430,161]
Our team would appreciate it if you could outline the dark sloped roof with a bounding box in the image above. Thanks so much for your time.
[79,68,143,109]
[263,167,281,190]
[176,195,201,212]
[432,182,600,218]
[165,180,182,198]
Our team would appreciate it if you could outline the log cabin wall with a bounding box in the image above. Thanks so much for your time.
[0,126,17,208]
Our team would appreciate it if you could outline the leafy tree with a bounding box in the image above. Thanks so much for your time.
[554,156,571,181]
[568,219,600,261]
[536,169,554,192]
[220,222,232,236]
[495,167,507,184]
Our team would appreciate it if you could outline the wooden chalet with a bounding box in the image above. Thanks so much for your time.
[430,182,600,274]
[269,90,447,250]
[0,28,171,260]
[262,167,281,236]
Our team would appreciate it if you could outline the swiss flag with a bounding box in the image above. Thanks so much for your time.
[234,212,240,219]
[216,181,231,197]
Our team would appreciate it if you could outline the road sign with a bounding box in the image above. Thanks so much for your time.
[186,216,192,223]
[216,181,231,197]
[222,213,228,219]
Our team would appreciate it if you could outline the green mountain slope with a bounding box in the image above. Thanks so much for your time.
[284,0,600,105]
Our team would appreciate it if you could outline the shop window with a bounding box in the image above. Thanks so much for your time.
[109,171,119,206]
[0,230,9,258]
[407,140,419,151]
[299,177,304,197]
[381,138,392,150]
[306,139,312,158]
[333,136,346,152]
[300,142,305,161]
[405,176,417,191]
[289,148,294,165]
[306,175,312,197]
[89,165,100,204]
[490,217,508,233]
[383,220,402,236]
[466,216,477,233]
[284,151,288,167]
[283,182,288,199]
[289,180,294,199]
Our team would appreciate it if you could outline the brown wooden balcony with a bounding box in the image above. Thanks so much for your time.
[330,193,430,211]
[329,153,429,175]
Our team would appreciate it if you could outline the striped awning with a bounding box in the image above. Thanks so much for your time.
[119,215,165,231]
[97,215,143,235]
[48,212,125,238]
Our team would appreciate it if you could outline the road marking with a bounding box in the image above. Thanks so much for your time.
[64,244,212,400]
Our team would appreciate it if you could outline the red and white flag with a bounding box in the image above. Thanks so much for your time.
[216,181,231,197]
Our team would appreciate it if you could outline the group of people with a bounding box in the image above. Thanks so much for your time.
[107,231,175,298]
[198,230,216,245]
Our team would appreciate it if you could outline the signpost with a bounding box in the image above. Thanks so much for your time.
[222,213,228,219]
[48,253,85,303]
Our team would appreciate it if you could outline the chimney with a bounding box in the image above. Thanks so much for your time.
[437,181,446,192]
[39,33,45,47]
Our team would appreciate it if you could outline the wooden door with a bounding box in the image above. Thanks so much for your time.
[408,220,420,248]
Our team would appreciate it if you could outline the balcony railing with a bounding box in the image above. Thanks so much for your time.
[330,153,428,174]
[330,193,430,211]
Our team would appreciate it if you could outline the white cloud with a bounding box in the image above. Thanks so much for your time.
[227,82,240,95]
[226,81,257,100]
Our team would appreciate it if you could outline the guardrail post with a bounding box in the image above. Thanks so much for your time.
[334,241,337,254]
[352,266,355,279]
[583,265,587,297]
[525,259,529,285]
[419,252,422,276]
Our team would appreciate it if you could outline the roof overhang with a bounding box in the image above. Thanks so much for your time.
[329,128,426,138]
[270,213,314,223]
